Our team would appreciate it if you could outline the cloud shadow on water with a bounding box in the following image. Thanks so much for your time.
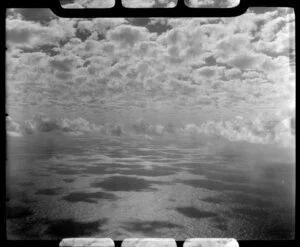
[176,179,275,197]
[210,216,229,232]
[6,205,33,219]
[232,206,270,219]
[61,191,119,203]
[35,187,63,196]
[90,176,161,192]
[82,163,141,175]
[202,192,275,208]
[122,220,182,236]
[117,166,182,177]
[175,206,218,218]
[63,178,76,183]
[45,218,107,238]
[45,166,85,175]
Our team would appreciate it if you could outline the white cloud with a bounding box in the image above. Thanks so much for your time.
[122,0,156,7]
[49,54,83,72]
[181,111,295,147]
[186,0,239,8]
[6,8,295,137]
[6,116,23,137]
[19,113,103,135]
[107,24,155,48]
[6,18,77,49]
[62,0,115,8]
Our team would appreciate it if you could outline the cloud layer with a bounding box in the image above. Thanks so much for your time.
[6,8,295,148]
[7,109,295,147]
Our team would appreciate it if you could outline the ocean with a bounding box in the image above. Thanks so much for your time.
[6,134,295,240]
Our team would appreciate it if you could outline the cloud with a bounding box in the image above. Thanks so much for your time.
[8,111,295,147]
[182,111,295,147]
[107,25,155,48]
[20,113,103,136]
[109,125,125,136]
[49,54,82,72]
[226,52,262,70]
[131,119,176,136]
[6,8,295,135]
[196,66,224,78]
[6,18,76,49]
[12,8,57,22]
[6,116,23,137]
[122,0,156,7]
[186,0,239,8]
[62,0,115,8]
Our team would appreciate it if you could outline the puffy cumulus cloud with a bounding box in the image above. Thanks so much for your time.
[6,18,76,49]
[77,18,127,37]
[121,0,147,7]
[6,8,295,127]
[107,25,156,48]
[224,68,241,79]
[62,0,115,8]
[186,0,239,8]
[130,119,178,137]
[215,33,253,60]
[8,8,58,22]
[6,116,23,137]
[49,54,83,72]
[131,119,165,136]
[20,113,103,136]
[226,52,262,71]
[181,112,295,147]
[122,0,155,7]
[186,0,215,7]
[108,124,125,136]
[255,19,295,55]
[195,66,224,79]
[157,26,207,64]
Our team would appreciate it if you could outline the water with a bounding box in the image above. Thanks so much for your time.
[6,134,295,240]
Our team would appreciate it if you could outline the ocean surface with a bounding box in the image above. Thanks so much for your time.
[6,134,295,240]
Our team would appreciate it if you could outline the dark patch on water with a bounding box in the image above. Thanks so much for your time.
[18,181,35,187]
[163,152,185,159]
[31,172,49,177]
[210,216,229,231]
[175,206,218,218]
[82,165,114,175]
[171,162,238,175]
[91,176,160,192]
[45,166,85,175]
[107,150,129,158]
[202,192,274,208]
[176,179,277,197]
[6,205,33,219]
[122,220,182,235]
[126,148,164,157]
[202,197,223,204]
[205,171,251,184]
[46,218,107,238]
[61,191,118,203]
[117,166,182,177]
[266,225,294,239]
[227,192,275,207]
[233,206,269,219]
[63,178,75,183]
[70,157,104,163]
[35,187,63,196]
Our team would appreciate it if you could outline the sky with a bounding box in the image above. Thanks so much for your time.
[6,7,295,147]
